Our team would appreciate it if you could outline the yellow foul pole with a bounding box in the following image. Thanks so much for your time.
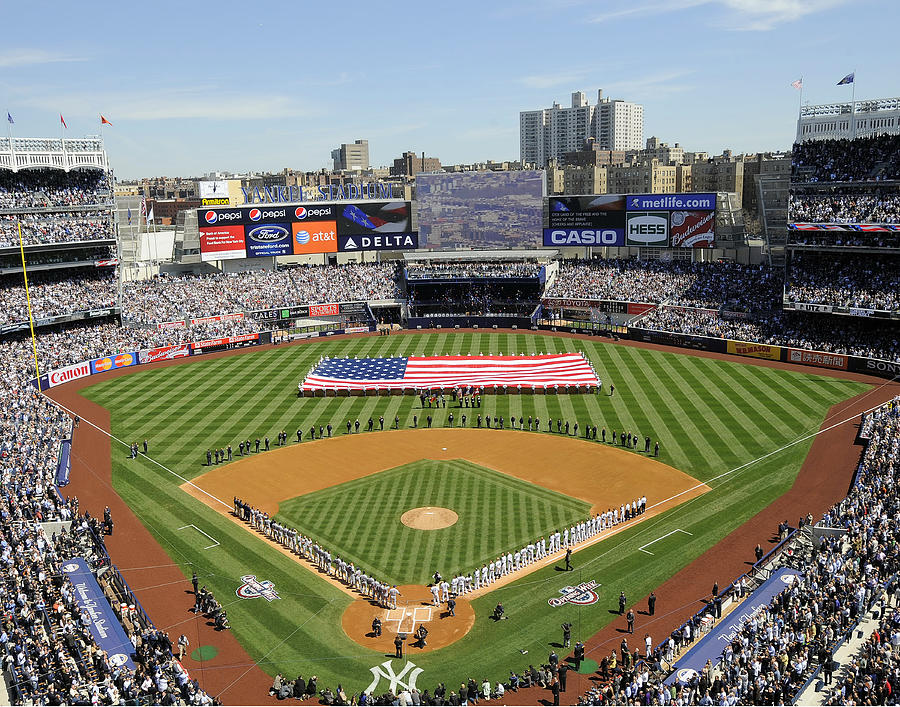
[17,222,41,384]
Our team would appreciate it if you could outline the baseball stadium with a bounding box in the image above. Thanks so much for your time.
[2,91,900,707]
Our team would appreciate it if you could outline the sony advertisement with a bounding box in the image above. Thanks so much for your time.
[197,201,417,259]
[543,193,715,248]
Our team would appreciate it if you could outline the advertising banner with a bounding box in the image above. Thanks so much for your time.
[784,302,834,313]
[337,233,419,252]
[336,201,412,236]
[669,210,715,248]
[90,352,138,374]
[339,301,369,315]
[850,357,900,379]
[787,348,848,370]
[309,303,340,317]
[548,196,626,225]
[191,333,260,351]
[292,221,338,254]
[60,557,136,671]
[626,193,716,211]
[190,313,243,326]
[542,228,625,247]
[200,225,246,261]
[48,361,92,388]
[202,197,230,206]
[664,567,801,684]
[139,344,191,364]
[727,340,782,361]
[627,302,656,316]
[626,212,669,247]
[244,223,293,257]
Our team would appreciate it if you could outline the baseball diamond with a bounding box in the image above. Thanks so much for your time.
[65,330,872,699]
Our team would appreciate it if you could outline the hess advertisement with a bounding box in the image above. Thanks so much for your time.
[198,201,416,259]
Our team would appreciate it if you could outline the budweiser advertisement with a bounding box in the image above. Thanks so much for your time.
[669,211,715,248]
[139,345,191,364]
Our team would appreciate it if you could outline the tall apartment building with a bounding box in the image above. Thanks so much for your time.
[607,160,678,195]
[520,89,643,167]
[796,96,900,142]
[331,139,370,171]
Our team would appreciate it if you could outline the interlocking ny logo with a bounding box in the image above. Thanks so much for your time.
[366,660,423,694]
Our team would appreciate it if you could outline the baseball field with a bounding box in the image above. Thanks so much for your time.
[68,331,870,697]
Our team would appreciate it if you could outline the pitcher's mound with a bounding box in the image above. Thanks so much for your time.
[401,507,458,530]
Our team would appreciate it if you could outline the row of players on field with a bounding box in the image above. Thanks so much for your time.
[233,495,647,607]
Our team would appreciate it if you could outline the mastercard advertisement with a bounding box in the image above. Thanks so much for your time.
[291,221,338,254]
[90,352,138,375]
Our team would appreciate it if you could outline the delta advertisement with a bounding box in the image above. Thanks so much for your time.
[544,193,715,248]
[198,202,417,260]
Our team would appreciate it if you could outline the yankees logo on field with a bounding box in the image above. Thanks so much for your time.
[366,660,423,694]
[548,580,601,607]
[235,574,280,601]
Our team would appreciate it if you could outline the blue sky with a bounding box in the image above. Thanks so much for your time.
[2,0,897,179]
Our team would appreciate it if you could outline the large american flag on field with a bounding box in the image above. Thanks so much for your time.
[299,353,600,392]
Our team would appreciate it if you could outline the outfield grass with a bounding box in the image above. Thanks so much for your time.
[79,332,869,695]
[276,459,591,585]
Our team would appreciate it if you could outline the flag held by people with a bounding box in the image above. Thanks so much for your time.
[300,353,600,392]
[837,72,855,85]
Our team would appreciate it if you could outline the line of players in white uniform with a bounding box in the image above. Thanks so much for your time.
[234,497,401,609]
[234,493,647,608]
[430,495,648,604]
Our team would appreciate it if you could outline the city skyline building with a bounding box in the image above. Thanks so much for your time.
[520,89,644,167]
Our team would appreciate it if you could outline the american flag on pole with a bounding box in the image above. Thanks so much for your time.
[300,353,600,393]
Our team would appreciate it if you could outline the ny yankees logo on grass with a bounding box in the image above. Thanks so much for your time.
[366,660,423,694]
[548,580,601,607]
[235,574,280,601]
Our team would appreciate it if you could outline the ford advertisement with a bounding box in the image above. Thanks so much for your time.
[244,223,293,257]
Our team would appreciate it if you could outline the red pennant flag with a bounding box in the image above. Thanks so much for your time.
[100,114,112,126]
[60,114,67,129]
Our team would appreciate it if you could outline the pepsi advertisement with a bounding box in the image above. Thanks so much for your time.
[245,223,293,257]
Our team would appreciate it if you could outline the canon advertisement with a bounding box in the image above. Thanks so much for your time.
[198,202,417,259]
[543,193,715,248]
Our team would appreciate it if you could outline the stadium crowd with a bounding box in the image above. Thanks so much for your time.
[545,260,781,312]
[638,308,900,362]
[0,332,216,705]
[0,269,117,325]
[789,191,900,224]
[791,134,900,182]
[121,263,401,325]
[788,231,900,248]
[575,397,900,706]
[0,211,114,248]
[405,262,542,279]
[786,252,900,311]
[0,169,111,209]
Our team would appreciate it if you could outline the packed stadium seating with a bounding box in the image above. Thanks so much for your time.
[121,263,402,325]
[791,134,900,182]
[0,268,117,325]
[786,252,900,311]
[545,260,781,312]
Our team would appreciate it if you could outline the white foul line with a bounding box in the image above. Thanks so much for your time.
[177,524,220,550]
[43,394,233,511]
[638,528,693,555]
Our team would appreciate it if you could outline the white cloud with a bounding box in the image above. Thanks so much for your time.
[589,0,849,30]
[0,48,86,68]
[20,85,312,121]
